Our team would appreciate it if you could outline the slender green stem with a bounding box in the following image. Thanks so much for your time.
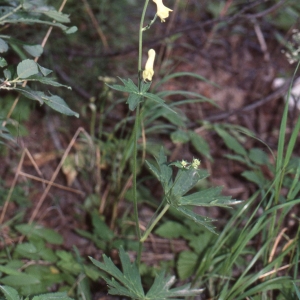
[133,104,141,238]
[140,203,170,243]
[138,0,150,87]
[0,5,22,23]
[133,104,143,266]
[134,0,151,266]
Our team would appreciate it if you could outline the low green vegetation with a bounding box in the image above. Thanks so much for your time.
[1,0,300,299]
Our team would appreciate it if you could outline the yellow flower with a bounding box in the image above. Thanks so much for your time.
[142,49,156,81]
[153,0,173,22]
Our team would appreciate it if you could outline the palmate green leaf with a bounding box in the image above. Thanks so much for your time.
[106,83,133,93]
[146,270,203,299]
[90,247,203,299]
[145,160,160,181]
[176,206,216,234]
[171,168,209,198]
[128,93,142,111]
[0,285,20,300]
[140,80,152,93]
[144,92,177,114]
[179,186,240,207]
[42,94,79,117]
[17,59,39,78]
[118,77,139,92]
[156,147,173,193]
[107,77,139,93]
[89,247,145,299]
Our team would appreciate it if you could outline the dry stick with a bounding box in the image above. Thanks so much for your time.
[19,171,85,195]
[2,0,69,128]
[268,227,288,263]
[204,0,233,50]
[0,150,26,225]
[156,0,179,72]
[28,127,87,224]
[99,183,110,215]
[24,149,45,187]
[81,0,109,51]
[253,20,270,62]
[258,263,295,279]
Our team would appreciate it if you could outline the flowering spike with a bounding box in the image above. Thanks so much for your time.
[153,0,173,22]
[142,49,156,82]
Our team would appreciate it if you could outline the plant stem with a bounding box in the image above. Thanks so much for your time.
[0,5,22,23]
[140,203,170,243]
[133,104,142,263]
[134,0,151,266]
[138,0,150,88]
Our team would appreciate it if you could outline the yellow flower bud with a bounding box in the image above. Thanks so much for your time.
[142,49,156,82]
[153,0,173,22]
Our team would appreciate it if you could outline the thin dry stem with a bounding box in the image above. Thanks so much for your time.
[99,183,110,215]
[81,0,110,51]
[268,227,287,263]
[258,263,295,279]
[28,127,88,225]
[19,171,84,195]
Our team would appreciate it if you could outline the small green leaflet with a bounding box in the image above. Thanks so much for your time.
[17,59,39,78]
[42,94,79,117]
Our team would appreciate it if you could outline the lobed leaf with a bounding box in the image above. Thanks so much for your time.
[171,168,209,198]
[89,247,145,299]
[179,186,240,207]
[175,206,216,234]
[144,92,177,114]
[146,270,204,299]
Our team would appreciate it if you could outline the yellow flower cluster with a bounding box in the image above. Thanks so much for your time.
[142,0,172,82]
